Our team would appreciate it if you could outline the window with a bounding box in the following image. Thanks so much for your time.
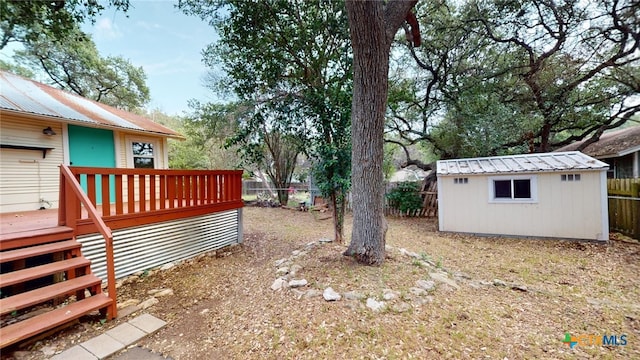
[454,177,468,184]
[489,176,537,202]
[561,174,581,182]
[132,142,154,168]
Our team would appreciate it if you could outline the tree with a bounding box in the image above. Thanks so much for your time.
[13,28,149,110]
[344,0,418,265]
[180,0,354,242]
[387,0,639,162]
[1,0,130,49]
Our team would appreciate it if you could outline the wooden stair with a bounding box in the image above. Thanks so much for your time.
[0,227,113,349]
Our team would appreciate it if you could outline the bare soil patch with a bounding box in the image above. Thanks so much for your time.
[4,207,639,359]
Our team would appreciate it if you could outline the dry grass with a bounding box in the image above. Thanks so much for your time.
[5,207,639,359]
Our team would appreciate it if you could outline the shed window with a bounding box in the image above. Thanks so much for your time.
[454,177,468,184]
[489,176,537,203]
[561,174,581,182]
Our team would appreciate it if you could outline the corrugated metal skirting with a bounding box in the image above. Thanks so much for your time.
[78,210,240,282]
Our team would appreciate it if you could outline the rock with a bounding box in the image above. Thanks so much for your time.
[271,278,288,291]
[11,351,33,360]
[275,258,288,267]
[160,262,175,271]
[399,248,420,258]
[139,297,159,309]
[289,264,303,276]
[319,238,332,243]
[41,345,57,357]
[292,250,301,256]
[323,287,341,301]
[409,287,428,296]
[343,291,365,300]
[383,289,400,301]
[512,285,528,292]
[392,302,412,313]
[288,279,308,288]
[303,289,323,299]
[416,279,436,292]
[429,272,460,290]
[117,299,141,309]
[413,296,434,306]
[493,279,507,287]
[291,289,306,299]
[200,308,210,315]
[276,267,289,275]
[155,289,174,297]
[366,298,386,312]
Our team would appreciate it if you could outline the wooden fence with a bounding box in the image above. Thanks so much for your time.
[608,178,640,240]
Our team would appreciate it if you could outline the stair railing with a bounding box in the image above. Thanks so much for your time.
[58,165,117,319]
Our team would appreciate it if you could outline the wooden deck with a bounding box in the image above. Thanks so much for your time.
[0,209,58,235]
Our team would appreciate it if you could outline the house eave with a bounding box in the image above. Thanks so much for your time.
[0,108,185,140]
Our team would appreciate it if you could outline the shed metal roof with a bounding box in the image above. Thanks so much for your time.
[436,151,609,176]
[0,71,182,138]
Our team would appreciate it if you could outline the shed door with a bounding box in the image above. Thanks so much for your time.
[68,125,116,204]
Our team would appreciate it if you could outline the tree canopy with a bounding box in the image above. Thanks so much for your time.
[1,0,130,49]
[13,28,149,110]
[388,0,640,164]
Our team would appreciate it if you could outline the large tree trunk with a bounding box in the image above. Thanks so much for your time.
[344,0,417,265]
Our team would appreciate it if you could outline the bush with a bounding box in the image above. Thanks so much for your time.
[386,182,423,216]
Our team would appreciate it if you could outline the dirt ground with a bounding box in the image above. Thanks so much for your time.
[4,207,640,359]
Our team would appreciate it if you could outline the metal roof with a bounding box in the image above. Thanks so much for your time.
[436,151,609,176]
[0,71,182,138]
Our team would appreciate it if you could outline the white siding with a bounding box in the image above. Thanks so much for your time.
[0,116,64,212]
[438,171,608,241]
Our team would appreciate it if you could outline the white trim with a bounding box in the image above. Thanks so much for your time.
[437,175,444,231]
[618,145,640,157]
[124,135,159,169]
[163,137,169,169]
[113,131,123,167]
[599,170,609,241]
[62,123,70,165]
[488,175,538,203]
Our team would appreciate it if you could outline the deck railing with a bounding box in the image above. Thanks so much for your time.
[60,166,244,235]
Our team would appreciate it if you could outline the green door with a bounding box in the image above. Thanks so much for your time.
[68,125,116,204]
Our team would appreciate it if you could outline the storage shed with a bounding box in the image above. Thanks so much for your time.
[437,151,609,241]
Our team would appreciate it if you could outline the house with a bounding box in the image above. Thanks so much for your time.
[0,71,243,348]
[436,151,609,241]
[556,125,640,179]
[0,70,183,213]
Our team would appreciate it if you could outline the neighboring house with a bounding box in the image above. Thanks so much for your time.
[437,151,609,241]
[0,70,183,212]
[557,125,640,179]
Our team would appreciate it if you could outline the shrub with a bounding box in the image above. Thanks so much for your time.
[386,181,423,216]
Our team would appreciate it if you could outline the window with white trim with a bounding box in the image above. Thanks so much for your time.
[489,175,537,203]
[126,137,159,169]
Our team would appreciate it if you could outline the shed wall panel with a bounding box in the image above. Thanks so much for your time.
[0,116,63,212]
[77,210,240,282]
[438,171,607,240]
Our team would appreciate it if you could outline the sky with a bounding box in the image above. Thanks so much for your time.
[83,0,220,115]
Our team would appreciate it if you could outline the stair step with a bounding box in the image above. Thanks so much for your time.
[0,274,103,316]
[0,240,81,264]
[0,294,113,349]
[0,227,74,251]
[0,257,90,288]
